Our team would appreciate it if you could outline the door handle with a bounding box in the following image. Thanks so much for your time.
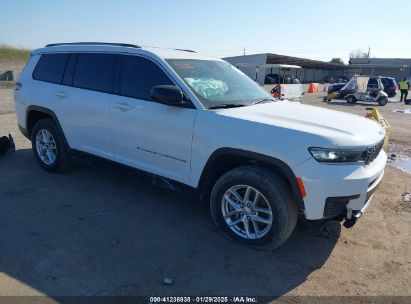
[55,91,68,98]
[114,103,134,112]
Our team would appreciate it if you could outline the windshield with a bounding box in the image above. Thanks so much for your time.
[166,59,271,108]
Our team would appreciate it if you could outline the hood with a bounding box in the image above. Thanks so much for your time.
[214,102,385,148]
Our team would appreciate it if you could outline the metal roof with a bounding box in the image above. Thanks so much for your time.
[349,63,410,69]
[234,63,302,69]
[349,57,411,66]
[265,53,347,69]
[224,53,352,70]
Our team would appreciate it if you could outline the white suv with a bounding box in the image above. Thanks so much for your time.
[14,42,387,249]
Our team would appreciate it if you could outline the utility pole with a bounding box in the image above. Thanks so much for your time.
[367,46,370,58]
[243,48,245,56]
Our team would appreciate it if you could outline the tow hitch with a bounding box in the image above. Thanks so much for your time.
[343,209,362,228]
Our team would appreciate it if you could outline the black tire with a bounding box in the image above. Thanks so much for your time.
[378,97,388,106]
[210,165,298,250]
[346,95,357,104]
[31,118,70,172]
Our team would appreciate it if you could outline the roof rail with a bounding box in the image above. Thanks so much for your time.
[174,48,196,53]
[45,42,141,48]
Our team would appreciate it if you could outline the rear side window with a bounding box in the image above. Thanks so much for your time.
[73,53,117,94]
[382,78,395,87]
[33,53,69,84]
[120,55,173,100]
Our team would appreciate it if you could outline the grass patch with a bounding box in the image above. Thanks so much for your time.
[0,44,31,60]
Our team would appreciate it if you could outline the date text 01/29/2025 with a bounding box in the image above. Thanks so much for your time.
[149,296,258,303]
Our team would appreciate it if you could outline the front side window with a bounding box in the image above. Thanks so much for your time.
[368,78,378,87]
[167,59,270,108]
[120,55,173,100]
[33,53,69,84]
[73,53,117,93]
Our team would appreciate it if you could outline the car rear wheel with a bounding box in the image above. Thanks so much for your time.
[378,97,388,106]
[346,95,357,104]
[210,165,298,250]
[31,118,70,172]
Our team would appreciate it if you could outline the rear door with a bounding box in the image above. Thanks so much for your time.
[110,55,196,184]
[55,53,117,159]
[382,77,396,90]
[30,53,70,127]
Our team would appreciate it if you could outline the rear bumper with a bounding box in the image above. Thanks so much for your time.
[295,150,387,220]
[386,90,396,97]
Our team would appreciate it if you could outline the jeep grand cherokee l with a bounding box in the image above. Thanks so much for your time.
[14,42,387,250]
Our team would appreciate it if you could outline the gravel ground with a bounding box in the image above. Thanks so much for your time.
[0,87,410,301]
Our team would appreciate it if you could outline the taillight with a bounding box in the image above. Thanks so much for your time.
[15,82,22,90]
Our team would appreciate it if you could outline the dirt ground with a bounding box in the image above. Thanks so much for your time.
[0,87,410,301]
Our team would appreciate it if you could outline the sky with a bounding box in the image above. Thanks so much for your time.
[1,0,410,63]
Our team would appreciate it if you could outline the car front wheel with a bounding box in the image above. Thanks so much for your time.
[347,95,357,104]
[210,165,298,250]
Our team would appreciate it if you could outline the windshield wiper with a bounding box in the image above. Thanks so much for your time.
[207,104,247,109]
[252,97,275,105]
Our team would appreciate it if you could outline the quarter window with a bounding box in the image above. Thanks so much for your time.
[73,53,117,93]
[33,53,69,84]
[120,55,173,100]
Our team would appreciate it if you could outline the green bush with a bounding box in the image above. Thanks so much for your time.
[0,44,31,60]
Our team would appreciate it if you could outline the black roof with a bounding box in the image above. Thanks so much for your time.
[45,42,141,48]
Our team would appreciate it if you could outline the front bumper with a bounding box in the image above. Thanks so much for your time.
[295,149,387,220]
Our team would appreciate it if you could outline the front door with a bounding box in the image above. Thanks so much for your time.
[110,55,196,184]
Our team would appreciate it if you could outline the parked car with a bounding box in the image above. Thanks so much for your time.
[14,42,387,250]
[323,75,349,84]
[264,73,293,84]
[340,76,397,98]
[381,77,397,97]
[327,83,346,94]
[344,76,389,106]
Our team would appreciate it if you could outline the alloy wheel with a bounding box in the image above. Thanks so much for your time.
[221,185,273,239]
[35,129,57,165]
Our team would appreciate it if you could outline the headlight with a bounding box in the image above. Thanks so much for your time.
[308,148,365,163]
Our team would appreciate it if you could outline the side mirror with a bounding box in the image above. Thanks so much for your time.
[151,85,185,106]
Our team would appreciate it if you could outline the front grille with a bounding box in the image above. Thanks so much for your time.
[363,139,384,165]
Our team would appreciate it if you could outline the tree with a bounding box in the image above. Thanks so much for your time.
[330,58,344,64]
[349,49,369,59]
